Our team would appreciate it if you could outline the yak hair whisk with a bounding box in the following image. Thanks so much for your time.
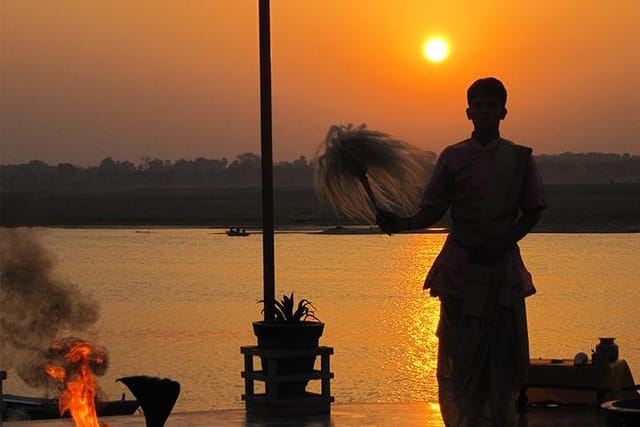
[313,123,431,224]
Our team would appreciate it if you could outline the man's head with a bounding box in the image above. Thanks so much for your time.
[466,77,508,130]
[467,77,507,107]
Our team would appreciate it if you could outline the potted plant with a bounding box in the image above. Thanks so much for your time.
[253,292,324,397]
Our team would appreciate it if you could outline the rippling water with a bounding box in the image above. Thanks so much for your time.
[2,228,639,413]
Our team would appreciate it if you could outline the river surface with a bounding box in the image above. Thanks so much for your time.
[2,228,639,413]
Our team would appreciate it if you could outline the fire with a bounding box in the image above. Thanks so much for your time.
[45,338,109,427]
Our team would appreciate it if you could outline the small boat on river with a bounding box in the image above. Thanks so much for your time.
[226,227,250,236]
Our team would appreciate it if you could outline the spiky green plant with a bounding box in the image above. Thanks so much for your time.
[259,292,320,323]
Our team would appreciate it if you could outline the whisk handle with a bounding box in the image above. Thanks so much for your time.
[357,174,382,214]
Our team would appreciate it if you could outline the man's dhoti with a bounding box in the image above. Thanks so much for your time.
[436,259,530,427]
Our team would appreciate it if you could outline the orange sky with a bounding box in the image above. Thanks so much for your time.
[1,0,639,166]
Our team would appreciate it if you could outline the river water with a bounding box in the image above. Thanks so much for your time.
[1,228,638,413]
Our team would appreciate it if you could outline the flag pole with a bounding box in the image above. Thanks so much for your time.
[258,0,275,322]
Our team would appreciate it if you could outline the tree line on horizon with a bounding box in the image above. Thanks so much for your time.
[1,151,639,191]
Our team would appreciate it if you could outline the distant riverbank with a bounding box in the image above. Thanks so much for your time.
[2,183,639,232]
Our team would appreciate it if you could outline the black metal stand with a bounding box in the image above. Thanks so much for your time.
[241,346,334,416]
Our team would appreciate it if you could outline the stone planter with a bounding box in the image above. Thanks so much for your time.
[252,321,324,397]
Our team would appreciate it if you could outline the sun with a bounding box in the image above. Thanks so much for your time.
[423,37,449,63]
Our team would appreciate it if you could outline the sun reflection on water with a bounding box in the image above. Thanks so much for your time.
[375,234,444,402]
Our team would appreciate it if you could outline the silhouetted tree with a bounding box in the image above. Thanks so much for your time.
[2,152,639,191]
[225,152,261,186]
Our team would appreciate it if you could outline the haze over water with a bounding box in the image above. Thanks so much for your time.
[1,228,638,413]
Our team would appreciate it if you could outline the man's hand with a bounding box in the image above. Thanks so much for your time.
[376,205,445,236]
[468,237,515,265]
[468,210,541,264]
[376,210,402,235]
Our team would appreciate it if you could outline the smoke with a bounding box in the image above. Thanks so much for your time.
[0,228,102,388]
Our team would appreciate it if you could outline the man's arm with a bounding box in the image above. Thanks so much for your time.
[377,153,450,234]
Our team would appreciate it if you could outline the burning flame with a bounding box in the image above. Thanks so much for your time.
[45,338,109,427]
